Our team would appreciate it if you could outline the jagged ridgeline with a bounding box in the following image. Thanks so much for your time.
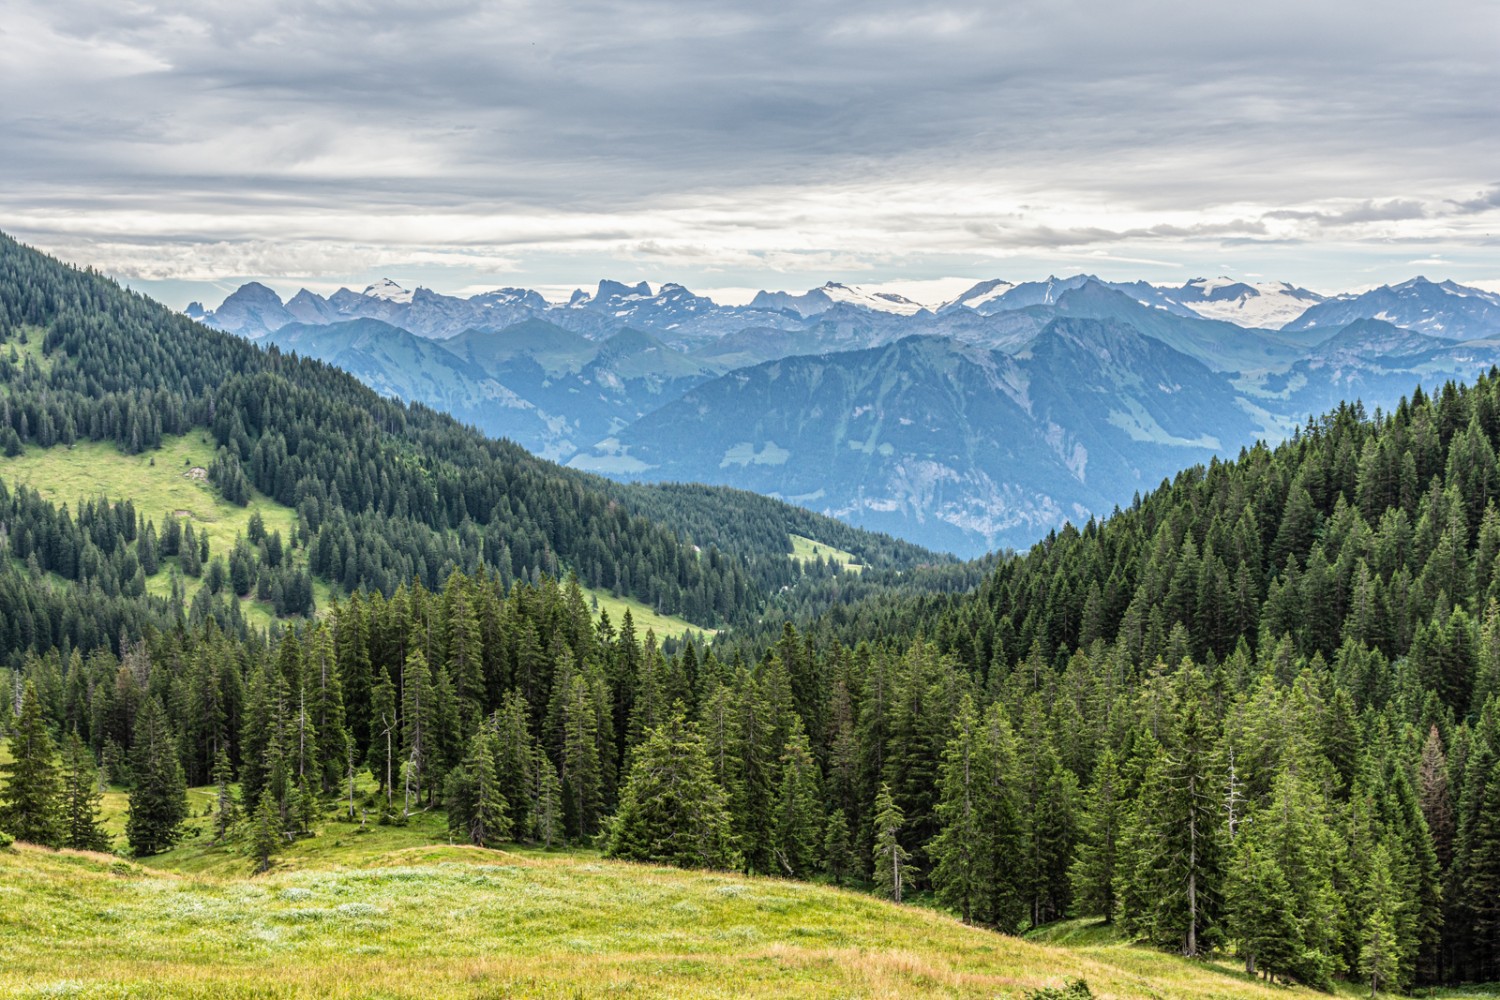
[0,232,941,639]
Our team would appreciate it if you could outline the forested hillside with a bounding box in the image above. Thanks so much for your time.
[0,233,940,635]
[5,367,1500,993]
[5,230,1500,996]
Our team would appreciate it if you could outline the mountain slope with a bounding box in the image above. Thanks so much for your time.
[1284,276,1500,339]
[572,323,1264,554]
[262,318,577,459]
[0,231,940,628]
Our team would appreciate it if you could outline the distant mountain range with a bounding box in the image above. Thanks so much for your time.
[198,273,1500,554]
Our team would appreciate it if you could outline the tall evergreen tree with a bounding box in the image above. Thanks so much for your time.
[531,754,564,849]
[1070,747,1124,923]
[250,791,282,874]
[604,709,736,870]
[823,808,853,886]
[126,697,188,856]
[211,744,239,842]
[453,726,510,847]
[1361,844,1405,998]
[872,782,914,903]
[59,728,109,852]
[930,695,987,923]
[772,717,823,878]
[0,680,63,847]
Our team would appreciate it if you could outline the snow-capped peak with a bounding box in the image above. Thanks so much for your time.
[1163,277,1326,329]
[816,282,926,316]
[362,278,414,304]
[939,278,1016,313]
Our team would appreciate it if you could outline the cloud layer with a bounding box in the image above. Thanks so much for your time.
[4,0,1498,303]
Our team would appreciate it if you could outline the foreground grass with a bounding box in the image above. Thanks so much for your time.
[3,760,1493,998]
[2,822,1420,1000]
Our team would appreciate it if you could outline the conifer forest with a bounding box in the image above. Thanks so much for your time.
[4,235,1500,996]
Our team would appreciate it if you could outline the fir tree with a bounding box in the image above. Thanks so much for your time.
[60,728,110,852]
[368,667,397,809]
[1070,747,1123,923]
[467,727,511,847]
[531,754,564,849]
[126,697,188,856]
[872,782,914,903]
[823,809,853,886]
[1225,835,1302,981]
[930,695,987,923]
[400,648,432,814]
[250,791,282,874]
[1361,844,1404,998]
[0,681,63,847]
[211,744,239,842]
[772,717,823,878]
[604,709,736,869]
[560,672,604,838]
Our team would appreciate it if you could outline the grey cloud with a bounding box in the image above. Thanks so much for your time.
[1263,200,1429,225]
[965,219,1270,250]
[2,0,1499,290]
[1451,186,1500,214]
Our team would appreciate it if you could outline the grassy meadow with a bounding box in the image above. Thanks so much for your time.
[0,432,328,628]
[789,533,864,574]
[4,747,1484,1000]
[0,430,711,639]
[580,584,715,641]
[0,837,1402,1000]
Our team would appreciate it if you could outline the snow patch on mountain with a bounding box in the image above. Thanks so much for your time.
[1169,278,1326,329]
[362,278,414,304]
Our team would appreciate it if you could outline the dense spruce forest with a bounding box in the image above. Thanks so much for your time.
[5,232,1500,996]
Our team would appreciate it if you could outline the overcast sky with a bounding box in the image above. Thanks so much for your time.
[4,0,1498,308]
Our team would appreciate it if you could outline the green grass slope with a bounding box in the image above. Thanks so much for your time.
[0,841,1378,1000]
[789,533,864,574]
[0,432,327,628]
[0,432,708,639]
[0,742,1487,999]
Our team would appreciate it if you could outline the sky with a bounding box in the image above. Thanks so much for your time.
[3,0,1499,310]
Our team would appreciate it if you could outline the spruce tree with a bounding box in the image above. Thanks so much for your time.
[872,782,914,903]
[59,729,110,852]
[0,681,63,847]
[467,727,511,847]
[494,692,538,837]
[1225,836,1302,981]
[772,718,823,878]
[250,791,282,874]
[400,648,432,814]
[211,744,239,842]
[1070,747,1123,923]
[823,809,853,886]
[531,755,564,849]
[561,672,604,839]
[368,667,397,809]
[1361,844,1404,998]
[975,700,1027,932]
[930,695,986,923]
[125,697,188,856]
[604,709,736,869]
